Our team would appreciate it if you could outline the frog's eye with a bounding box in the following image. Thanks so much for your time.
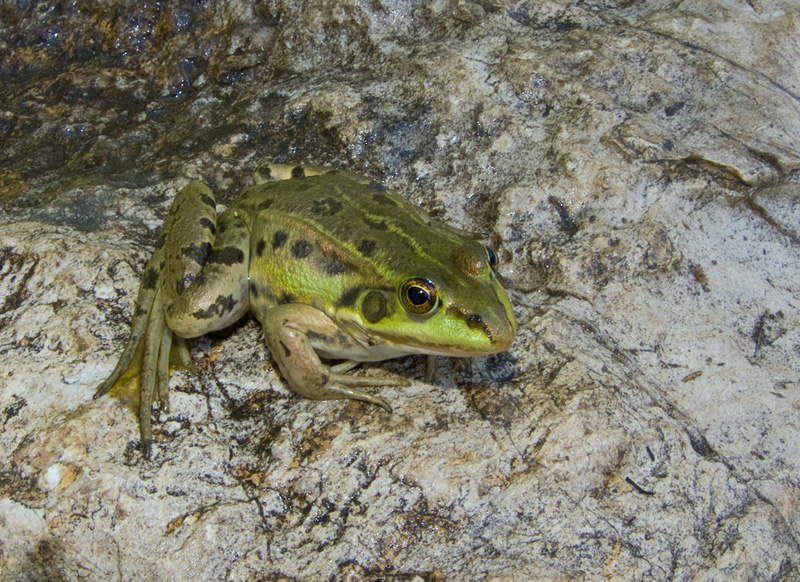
[486,246,498,268]
[400,278,439,315]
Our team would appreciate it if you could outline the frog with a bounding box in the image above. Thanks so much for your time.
[95,164,516,457]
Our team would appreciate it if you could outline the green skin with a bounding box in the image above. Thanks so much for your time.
[95,164,516,457]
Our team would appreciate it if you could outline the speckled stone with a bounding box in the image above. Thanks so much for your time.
[1,1,799,580]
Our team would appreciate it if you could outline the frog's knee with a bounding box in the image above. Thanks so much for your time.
[164,291,248,338]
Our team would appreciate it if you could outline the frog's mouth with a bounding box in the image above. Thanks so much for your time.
[352,320,515,359]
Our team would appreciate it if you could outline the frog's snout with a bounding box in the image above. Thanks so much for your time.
[488,309,516,353]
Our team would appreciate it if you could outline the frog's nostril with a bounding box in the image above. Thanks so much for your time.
[467,314,483,328]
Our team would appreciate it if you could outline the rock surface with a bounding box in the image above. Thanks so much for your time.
[1,1,799,580]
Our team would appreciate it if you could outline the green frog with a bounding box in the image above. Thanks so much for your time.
[95,164,516,457]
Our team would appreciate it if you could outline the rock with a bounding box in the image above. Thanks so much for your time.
[1,1,798,580]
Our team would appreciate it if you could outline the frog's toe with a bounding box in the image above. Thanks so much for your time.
[172,336,195,371]
[328,360,361,375]
[332,373,410,388]
[140,437,152,459]
[328,372,414,412]
[323,380,394,413]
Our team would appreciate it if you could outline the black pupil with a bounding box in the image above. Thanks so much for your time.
[408,285,430,305]
[487,247,497,266]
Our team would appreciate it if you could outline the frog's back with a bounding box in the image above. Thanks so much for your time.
[235,172,473,305]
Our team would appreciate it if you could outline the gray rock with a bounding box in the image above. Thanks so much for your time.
[1,1,798,580]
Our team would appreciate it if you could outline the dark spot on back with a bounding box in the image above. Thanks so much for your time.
[200,193,216,208]
[142,267,159,290]
[311,197,343,216]
[208,247,245,266]
[249,282,259,298]
[336,286,361,308]
[325,258,347,276]
[256,239,267,256]
[279,341,292,357]
[258,198,274,211]
[291,239,313,259]
[182,242,211,266]
[291,166,306,179]
[363,217,388,231]
[273,231,288,249]
[199,217,216,235]
[368,182,388,194]
[357,239,377,257]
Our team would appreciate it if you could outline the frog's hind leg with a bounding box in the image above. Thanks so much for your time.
[171,335,194,370]
[94,245,175,457]
[135,287,170,458]
[159,181,251,339]
[94,246,165,401]
[96,180,251,457]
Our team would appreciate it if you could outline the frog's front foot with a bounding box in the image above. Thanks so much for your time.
[259,303,408,412]
[317,370,400,412]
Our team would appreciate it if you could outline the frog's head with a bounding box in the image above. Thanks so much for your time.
[340,240,516,358]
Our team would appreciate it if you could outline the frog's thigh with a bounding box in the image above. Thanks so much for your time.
[160,182,218,290]
[259,304,391,409]
[161,200,251,338]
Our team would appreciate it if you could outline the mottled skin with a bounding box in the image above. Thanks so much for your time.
[95,164,516,457]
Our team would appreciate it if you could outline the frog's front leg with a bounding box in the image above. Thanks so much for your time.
[96,181,251,457]
[259,303,405,411]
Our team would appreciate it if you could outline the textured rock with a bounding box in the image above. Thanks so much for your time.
[1,1,799,580]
